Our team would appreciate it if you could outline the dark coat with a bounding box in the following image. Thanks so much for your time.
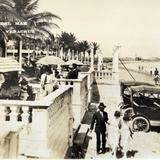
[90,111,108,133]
[67,68,78,79]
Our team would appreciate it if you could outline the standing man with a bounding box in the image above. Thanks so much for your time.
[66,63,79,79]
[90,102,109,154]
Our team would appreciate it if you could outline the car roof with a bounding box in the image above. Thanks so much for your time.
[120,81,153,87]
[130,85,160,94]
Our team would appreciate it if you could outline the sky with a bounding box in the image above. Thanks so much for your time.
[38,0,160,58]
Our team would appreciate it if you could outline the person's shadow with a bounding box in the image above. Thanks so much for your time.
[116,150,138,159]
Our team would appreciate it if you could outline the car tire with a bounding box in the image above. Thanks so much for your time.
[132,116,150,132]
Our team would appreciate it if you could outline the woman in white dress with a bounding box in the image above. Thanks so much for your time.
[108,111,122,157]
[120,115,133,158]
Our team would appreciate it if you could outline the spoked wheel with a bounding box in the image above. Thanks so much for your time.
[132,116,150,132]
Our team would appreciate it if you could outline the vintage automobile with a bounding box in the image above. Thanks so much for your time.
[119,81,153,117]
[130,85,160,132]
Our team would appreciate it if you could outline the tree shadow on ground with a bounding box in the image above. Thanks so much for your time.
[65,108,95,159]
[64,135,92,159]
[91,77,100,103]
[82,135,92,158]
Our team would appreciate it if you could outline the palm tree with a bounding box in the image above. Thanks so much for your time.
[0,0,61,52]
[12,0,61,41]
[92,42,100,55]
[0,26,8,57]
[59,32,76,60]
[0,0,23,21]
[77,40,90,63]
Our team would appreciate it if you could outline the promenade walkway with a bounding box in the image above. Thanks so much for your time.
[120,68,154,84]
[83,68,160,159]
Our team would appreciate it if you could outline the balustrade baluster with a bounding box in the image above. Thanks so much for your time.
[17,106,23,121]
[22,107,29,124]
[10,107,18,122]
[103,72,105,79]
[28,107,33,123]
[110,73,112,80]
[0,106,6,122]
[5,106,11,121]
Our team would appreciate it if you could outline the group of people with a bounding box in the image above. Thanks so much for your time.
[39,63,79,96]
[90,102,133,158]
[139,65,160,85]
[40,66,59,97]
[0,72,34,100]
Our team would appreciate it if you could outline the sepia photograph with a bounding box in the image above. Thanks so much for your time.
[0,0,160,159]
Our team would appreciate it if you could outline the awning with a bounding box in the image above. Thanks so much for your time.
[0,57,24,73]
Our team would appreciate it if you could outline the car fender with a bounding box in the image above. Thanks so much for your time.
[120,104,132,110]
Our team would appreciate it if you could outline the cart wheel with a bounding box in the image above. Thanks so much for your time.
[132,116,150,132]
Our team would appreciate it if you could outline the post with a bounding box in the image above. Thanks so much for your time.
[90,48,94,71]
[97,50,103,71]
[59,48,63,59]
[19,40,22,74]
[112,45,121,84]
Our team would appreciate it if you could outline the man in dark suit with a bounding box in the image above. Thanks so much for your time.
[90,102,108,154]
[66,63,79,79]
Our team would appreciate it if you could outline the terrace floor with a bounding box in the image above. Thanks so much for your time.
[75,69,160,159]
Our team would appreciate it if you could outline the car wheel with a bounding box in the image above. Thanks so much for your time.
[122,107,133,118]
[132,116,150,132]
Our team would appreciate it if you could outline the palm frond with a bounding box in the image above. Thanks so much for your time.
[0,4,24,21]
[26,0,38,13]
[0,25,8,40]
[27,12,61,21]
[36,21,60,29]
[31,26,52,39]
[0,0,14,8]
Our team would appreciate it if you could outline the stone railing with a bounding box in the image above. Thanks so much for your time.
[80,71,94,102]
[57,75,88,129]
[0,86,73,158]
[7,49,53,56]
[94,70,117,84]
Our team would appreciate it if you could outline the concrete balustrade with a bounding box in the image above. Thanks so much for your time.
[0,86,73,158]
[80,71,94,103]
[94,70,115,84]
[57,75,88,129]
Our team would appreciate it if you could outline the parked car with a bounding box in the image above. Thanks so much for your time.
[119,81,153,117]
[130,85,160,132]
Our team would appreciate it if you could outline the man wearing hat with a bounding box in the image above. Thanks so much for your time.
[66,63,79,79]
[90,102,108,154]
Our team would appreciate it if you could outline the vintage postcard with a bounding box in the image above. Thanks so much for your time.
[0,0,159,159]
